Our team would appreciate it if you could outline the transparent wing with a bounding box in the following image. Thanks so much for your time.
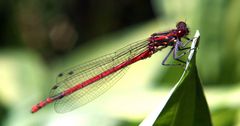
[49,39,149,113]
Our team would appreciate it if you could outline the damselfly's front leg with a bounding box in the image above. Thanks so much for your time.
[173,39,195,63]
[161,47,183,66]
[161,38,195,66]
[179,37,196,49]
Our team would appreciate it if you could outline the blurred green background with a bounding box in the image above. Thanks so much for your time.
[0,0,240,126]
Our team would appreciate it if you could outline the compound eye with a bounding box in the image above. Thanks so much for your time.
[176,21,186,29]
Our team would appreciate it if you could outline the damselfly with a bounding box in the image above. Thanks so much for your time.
[31,21,193,113]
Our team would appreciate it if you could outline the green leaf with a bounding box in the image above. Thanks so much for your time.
[140,31,212,126]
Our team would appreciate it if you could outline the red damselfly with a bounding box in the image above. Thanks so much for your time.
[31,21,193,113]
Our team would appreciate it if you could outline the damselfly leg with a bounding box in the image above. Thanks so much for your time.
[162,38,195,66]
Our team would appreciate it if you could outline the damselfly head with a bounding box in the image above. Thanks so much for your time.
[176,21,189,37]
